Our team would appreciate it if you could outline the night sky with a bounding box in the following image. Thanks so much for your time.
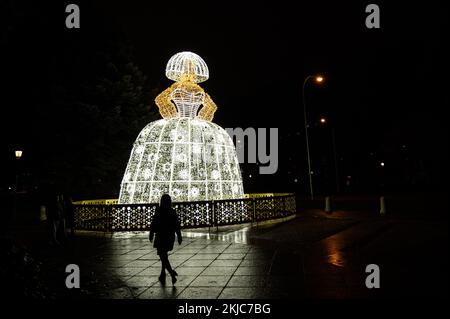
[1,0,448,195]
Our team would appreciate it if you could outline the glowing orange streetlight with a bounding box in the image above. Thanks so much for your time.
[320,117,326,124]
[316,76,324,83]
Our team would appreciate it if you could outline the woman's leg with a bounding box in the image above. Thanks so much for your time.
[163,252,177,284]
[159,250,177,285]
[159,252,168,278]
[162,252,174,273]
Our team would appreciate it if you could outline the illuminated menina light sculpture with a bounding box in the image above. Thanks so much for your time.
[118,51,244,204]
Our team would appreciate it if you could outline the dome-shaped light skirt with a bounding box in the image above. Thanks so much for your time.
[119,118,244,203]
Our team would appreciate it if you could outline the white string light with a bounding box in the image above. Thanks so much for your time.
[165,51,209,83]
[118,52,244,203]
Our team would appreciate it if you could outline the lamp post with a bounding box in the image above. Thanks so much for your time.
[13,149,23,220]
[319,117,340,194]
[379,161,386,193]
[302,75,324,200]
[15,150,23,192]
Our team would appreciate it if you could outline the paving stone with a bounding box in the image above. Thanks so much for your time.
[139,253,162,260]
[125,260,157,268]
[175,249,202,254]
[138,287,181,299]
[217,253,246,260]
[152,275,197,287]
[189,275,232,287]
[227,275,267,287]
[191,253,220,260]
[125,276,159,287]
[182,259,214,267]
[136,267,164,276]
[198,248,227,254]
[167,260,184,267]
[167,255,191,261]
[177,287,223,299]
[223,248,250,254]
[184,244,208,248]
[173,267,205,276]
[210,259,242,267]
[201,266,238,276]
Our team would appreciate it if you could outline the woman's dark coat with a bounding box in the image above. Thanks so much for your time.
[149,207,181,253]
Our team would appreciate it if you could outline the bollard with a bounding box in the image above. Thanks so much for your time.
[380,196,386,215]
[325,196,332,213]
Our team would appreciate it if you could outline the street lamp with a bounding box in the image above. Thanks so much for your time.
[15,149,23,191]
[15,150,23,159]
[302,75,324,200]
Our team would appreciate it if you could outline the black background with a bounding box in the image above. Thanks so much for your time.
[1,0,447,197]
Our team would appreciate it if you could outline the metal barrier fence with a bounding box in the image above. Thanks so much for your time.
[73,194,297,232]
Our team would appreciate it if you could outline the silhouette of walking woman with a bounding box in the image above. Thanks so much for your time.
[149,194,182,285]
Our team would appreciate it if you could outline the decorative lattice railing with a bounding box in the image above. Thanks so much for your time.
[73,194,296,231]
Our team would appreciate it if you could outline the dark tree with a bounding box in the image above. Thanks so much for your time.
[42,39,159,198]
[2,0,159,199]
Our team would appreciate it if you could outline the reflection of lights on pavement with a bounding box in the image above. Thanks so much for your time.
[326,238,345,267]
[329,252,345,267]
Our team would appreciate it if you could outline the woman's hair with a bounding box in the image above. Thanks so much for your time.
[159,194,172,210]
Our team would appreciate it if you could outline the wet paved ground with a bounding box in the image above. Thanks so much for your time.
[78,222,305,299]
[96,236,298,299]
[6,210,448,299]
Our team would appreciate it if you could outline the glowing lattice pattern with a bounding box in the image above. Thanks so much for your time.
[156,80,208,119]
[118,118,244,203]
[165,51,209,83]
[156,52,217,121]
[74,195,297,231]
[119,51,243,204]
